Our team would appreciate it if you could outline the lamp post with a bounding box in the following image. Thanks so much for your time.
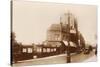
[60,13,71,63]
[60,16,63,54]
[66,12,71,63]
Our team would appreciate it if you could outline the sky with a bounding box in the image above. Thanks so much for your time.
[12,0,97,45]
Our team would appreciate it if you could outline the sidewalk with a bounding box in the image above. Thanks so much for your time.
[13,52,97,66]
[17,54,67,63]
[16,53,77,63]
[83,55,97,62]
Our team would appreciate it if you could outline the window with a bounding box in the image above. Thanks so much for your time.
[39,48,42,52]
[54,48,56,51]
[47,48,50,52]
[51,49,53,52]
[28,48,32,53]
[43,48,46,52]
[55,34,59,40]
[37,48,41,52]
[23,48,26,53]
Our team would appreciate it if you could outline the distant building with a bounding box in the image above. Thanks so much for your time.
[47,24,68,41]
[22,45,33,53]
[46,23,68,47]
[45,12,85,50]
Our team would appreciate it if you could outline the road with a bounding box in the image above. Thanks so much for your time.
[13,51,97,66]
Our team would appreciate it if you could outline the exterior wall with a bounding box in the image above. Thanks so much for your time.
[22,47,33,53]
[47,30,61,41]
[46,24,69,47]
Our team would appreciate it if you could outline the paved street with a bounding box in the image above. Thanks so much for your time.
[13,51,97,66]
[71,51,97,63]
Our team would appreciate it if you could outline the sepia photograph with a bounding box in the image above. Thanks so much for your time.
[11,0,97,66]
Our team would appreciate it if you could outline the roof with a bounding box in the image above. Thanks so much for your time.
[48,24,61,31]
[48,24,68,32]
[22,45,33,48]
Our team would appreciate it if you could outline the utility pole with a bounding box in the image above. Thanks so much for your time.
[60,13,71,63]
[60,16,63,54]
[74,19,80,53]
[60,16,63,41]
[66,12,71,63]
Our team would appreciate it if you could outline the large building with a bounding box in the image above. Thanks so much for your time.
[46,23,68,47]
[45,12,85,49]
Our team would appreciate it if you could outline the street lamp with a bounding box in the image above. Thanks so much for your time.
[66,12,71,63]
[60,13,71,63]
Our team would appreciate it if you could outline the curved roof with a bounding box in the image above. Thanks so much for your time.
[48,24,68,32]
